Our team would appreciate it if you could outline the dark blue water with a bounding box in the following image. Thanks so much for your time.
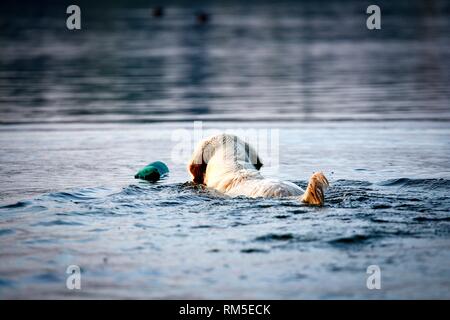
[1,0,450,299]
[1,122,449,298]
[1,174,450,298]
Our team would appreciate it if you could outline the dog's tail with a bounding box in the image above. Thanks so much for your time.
[300,172,329,206]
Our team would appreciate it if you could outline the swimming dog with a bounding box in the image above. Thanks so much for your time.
[187,133,329,205]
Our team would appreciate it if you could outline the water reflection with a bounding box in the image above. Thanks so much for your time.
[0,0,449,123]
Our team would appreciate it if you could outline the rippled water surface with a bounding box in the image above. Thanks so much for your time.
[1,0,450,299]
[1,122,450,299]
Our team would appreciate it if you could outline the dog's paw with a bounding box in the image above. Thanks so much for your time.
[301,172,329,206]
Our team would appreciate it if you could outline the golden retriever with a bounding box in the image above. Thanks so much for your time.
[187,133,329,205]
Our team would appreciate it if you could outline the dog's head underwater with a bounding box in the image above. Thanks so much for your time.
[187,133,329,205]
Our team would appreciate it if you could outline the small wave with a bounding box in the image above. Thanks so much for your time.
[333,180,373,187]
[289,209,308,214]
[47,191,97,201]
[329,229,417,246]
[378,178,450,190]
[329,234,372,245]
[274,214,290,219]
[413,216,450,222]
[0,229,14,236]
[0,200,31,209]
[191,224,215,229]
[32,219,84,227]
[371,203,392,209]
[119,184,153,196]
[254,233,318,243]
[240,248,269,254]
[255,233,295,242]
[256,204,273,209]
[370,218,391,223]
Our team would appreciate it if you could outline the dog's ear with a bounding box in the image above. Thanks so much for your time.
[188,139,211,184]
[188,161,207,184]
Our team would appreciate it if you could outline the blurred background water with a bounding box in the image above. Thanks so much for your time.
[0,0,449,123]
[0,0,450,299]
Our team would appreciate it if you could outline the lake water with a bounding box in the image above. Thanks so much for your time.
[0,0,450,299]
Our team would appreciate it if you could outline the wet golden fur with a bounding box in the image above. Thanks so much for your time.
[188,133,329,205]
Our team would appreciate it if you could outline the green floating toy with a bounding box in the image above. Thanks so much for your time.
[134,161,169,182]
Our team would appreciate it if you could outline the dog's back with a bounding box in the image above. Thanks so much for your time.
[188,133,328,204]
